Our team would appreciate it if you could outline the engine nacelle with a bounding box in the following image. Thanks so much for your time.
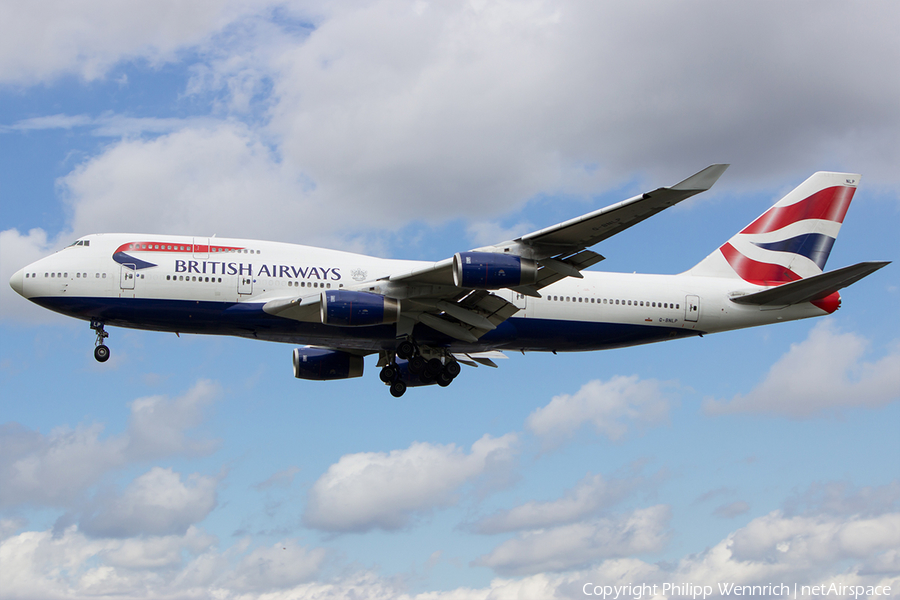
[320,290,400,326]
[452,252,538,289]
[293,347,364,380]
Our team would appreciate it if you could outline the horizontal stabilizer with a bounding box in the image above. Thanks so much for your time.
[729,261,890,306]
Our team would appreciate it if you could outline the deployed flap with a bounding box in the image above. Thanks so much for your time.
[729,261,890,306]
[518,164,728,256]
[451,351,508,368]
[414,290,520,341]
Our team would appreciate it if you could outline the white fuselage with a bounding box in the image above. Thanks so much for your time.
[11,233,831,354]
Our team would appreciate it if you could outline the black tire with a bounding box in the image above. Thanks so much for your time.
[425,358,443,377]
[436,371,453,387]
[380,365,398,383]
[94,345,110,363]
[390,380,407,398]
[396,340,415,360]
[445,360,461,378]
[409,355,426,374]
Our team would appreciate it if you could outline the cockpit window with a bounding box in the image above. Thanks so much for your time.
[68,239,90,247]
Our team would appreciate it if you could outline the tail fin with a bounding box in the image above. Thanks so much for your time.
[688,171,860,284]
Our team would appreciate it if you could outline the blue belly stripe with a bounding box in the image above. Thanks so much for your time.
[31,296,702,352]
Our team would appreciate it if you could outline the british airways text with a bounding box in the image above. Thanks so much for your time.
[174,260,341,280]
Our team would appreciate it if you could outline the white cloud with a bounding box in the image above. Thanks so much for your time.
[2,496,899,600]
[228,540,327,592]
[0,524,329,599]
[0,0,272,84]
[58,124,326,244]
[126,379,220,459]
[7,1,899,264]
[77,467,219,538]
[466,495,900,596]
[704,322,900,417]
[263,0,900,225]
[467,472,642,534]
[0,421,128,508]
[303,433,518,532]
[473,505,671,576]
[526,375,674,446]
[730,511,900,565]
[0,380,220,509]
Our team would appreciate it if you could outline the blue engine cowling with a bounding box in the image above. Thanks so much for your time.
[293,347,364,380]
[320,290,400,326]
[452,252,538,289]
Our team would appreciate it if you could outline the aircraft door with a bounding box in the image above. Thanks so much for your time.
[120,264,136,290]
[238,275,253,295]
[685,295,700,322]
[192,237,209,259]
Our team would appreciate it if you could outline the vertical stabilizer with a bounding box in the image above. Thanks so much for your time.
[687,172,860,285]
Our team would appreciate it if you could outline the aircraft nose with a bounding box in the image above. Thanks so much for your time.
[9,267,25,297]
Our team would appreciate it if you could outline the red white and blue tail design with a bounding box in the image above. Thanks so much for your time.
[688,172,859,285]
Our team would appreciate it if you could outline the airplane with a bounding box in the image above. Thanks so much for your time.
[8,165,889,397]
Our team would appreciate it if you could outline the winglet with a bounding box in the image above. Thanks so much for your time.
[671,164,730,191]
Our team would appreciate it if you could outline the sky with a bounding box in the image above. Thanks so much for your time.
[0,1,898,598]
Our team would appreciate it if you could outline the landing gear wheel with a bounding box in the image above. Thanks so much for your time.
[396,340,416,360]
[380,364,399,384]
[94,344,110,362]
[389,380,407,398]
[436,370,453,387]
[425,358,443,377]
[90,320,110,363]
[408,355,426,374]
[445,360,461,378]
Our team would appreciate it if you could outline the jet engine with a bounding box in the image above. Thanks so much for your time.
[293,347,364,380]
[320,290,400,326]
[452,252,538,289]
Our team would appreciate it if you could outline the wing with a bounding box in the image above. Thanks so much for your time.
[388,164,728,292]
[268,165,729,343]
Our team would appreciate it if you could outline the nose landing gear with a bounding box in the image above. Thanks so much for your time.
[91,319,110,362]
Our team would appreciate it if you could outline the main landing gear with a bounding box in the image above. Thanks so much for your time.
[380,339,461,398]
[90,319,110,362]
